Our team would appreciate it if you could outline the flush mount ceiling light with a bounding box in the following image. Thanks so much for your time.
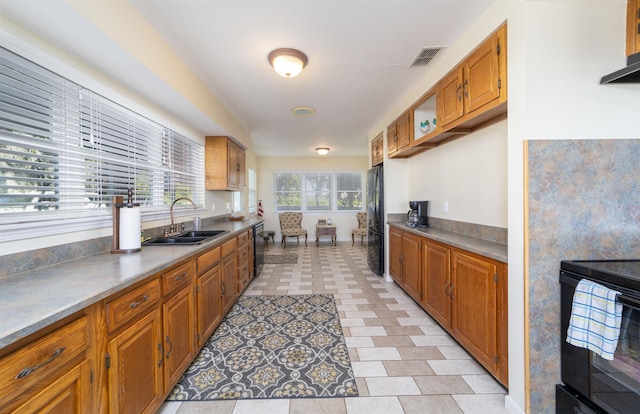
[291,106,316,116]
[315,147,330,156]
[268,48,308,78]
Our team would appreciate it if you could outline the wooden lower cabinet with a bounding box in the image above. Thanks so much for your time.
[196,263,222,348]
[388,227,421,302]
[221,249,238,315]
[420,239,451,328]
[12,360,92,414]
[451,250,497,374]
[162,285,195,391]
[388,226,404,284]
[389,225,508,386]
[107,308,163,414]
[401,232,422,302]
[0,313,94,414]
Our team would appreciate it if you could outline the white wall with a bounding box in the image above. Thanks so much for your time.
[257,156,369,243]
[408,120,508,227]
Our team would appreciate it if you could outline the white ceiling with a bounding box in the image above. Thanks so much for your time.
[1,0,494,157]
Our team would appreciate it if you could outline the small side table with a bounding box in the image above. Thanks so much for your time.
[259,231,275,249]
[316,224,337,246]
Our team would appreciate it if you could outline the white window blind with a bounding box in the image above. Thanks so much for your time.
[0,47,204,241]
[274,171,363,212]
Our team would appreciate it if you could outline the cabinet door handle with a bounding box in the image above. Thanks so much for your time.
[463,79,469,98]
[165,336,173,359]
[157,343,164,367]
[236,163,240,172]
[15,347,66,379]
[129,294,150,309]
[456,84,463,101]
[399,253,404,264]
[449,283,455,300]
[221,282,226,296]
[444,281,450,297]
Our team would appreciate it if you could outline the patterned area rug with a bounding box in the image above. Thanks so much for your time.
[167,294,358,401]
[263,253,298,264]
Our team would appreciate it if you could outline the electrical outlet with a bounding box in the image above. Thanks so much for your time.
[226,202,230,210]
[443,201,449,213]
[211,203,216,212]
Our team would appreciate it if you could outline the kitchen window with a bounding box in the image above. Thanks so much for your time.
[0,47,204,242]
[274,171,363,212]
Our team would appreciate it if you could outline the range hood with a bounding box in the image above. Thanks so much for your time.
[601,52,640,84]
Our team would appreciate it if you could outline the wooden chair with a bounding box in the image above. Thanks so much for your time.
[278,212,308,248]
[352,212,368,246]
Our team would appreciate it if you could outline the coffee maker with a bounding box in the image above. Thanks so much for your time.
[407,200,429,228]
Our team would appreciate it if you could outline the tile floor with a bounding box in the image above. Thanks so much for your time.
[159,242,508,414]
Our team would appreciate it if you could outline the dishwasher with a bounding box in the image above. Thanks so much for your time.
[253,222,264,278]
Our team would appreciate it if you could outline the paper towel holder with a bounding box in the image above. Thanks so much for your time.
[111,189,141,254]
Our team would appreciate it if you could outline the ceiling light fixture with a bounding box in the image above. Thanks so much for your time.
[291,106,316,116]
[315,147,330,156]
[268,48,308,78]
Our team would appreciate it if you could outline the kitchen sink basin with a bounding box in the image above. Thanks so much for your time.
[143,230,227,246]
[177,230,227,238]
[143,237,208,245]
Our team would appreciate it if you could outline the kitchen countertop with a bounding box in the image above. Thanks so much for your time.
[388,221,508,263]
[0,217,262,351]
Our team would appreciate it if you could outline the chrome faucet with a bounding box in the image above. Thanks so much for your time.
[165,197,197,237]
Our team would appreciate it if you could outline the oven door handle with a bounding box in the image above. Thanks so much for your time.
[617,294,640,311]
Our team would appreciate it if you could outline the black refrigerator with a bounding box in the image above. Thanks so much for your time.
[366,165,384,276]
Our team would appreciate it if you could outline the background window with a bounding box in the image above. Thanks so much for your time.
[274,171,363,212]
[0,47,204,241]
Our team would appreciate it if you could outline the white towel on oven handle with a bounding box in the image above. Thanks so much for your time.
[566,279,623,361]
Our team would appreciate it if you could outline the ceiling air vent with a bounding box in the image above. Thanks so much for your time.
[410,47,443,67]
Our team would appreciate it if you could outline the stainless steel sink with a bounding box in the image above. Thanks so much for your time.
[143,230,227,246]
[143,237,208,245]
[177,230,227,238]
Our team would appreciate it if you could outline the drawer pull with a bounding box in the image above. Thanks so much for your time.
[15,347,66,379]
[174,272,186,282]
[129,294,150,309]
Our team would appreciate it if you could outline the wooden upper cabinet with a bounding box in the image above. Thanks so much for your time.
[439,24,506,130]
[628,0,640,56]
[387,111,412,158]
[439,67,465,127]
[463,31,502,115]
[371,133,383,166]
[205,136,246,191]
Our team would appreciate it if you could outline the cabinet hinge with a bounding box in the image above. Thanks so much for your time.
[494,272,498,282]
[90,369,94,383]
[494,355,499,364]
[105,352,111,369]
[196,285,200,294]
[497,78,502,90]
[496,43,500,56]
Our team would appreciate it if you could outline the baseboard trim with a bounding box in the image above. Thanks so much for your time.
[505,395,526,414]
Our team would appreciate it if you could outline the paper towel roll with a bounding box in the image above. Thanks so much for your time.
[119,207,141,250]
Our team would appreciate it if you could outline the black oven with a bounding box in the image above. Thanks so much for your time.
[558,260,640,414]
